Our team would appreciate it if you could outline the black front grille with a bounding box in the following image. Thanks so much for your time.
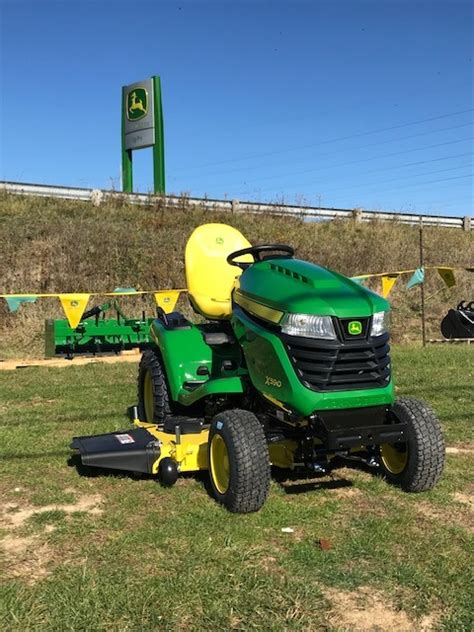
[281,331,391,392]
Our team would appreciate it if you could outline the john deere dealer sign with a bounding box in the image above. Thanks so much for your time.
[121,75,165,194]
[122,79,155,150]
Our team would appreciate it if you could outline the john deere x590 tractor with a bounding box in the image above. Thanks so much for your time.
[72,223,445,512]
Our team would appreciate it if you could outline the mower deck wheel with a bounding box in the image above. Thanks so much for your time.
[159,457,179,486]
[380,397,445,492]
[137,349,172,424]
[209,409,270,513]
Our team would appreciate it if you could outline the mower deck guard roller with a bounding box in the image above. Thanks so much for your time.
[71,427,161,474]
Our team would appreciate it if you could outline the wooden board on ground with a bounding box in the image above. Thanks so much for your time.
[427,338,472,344]
[0,353,141,371]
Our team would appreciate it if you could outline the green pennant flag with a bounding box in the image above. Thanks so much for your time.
[5,296,38,312]
[112,287,137,294]
[351,276,368,285]
[407,267,425,289]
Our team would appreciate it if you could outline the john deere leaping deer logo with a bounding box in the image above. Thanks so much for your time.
[127,88,148,121]
[348,320,362,335]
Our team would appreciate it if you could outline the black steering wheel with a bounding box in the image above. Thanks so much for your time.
[227,244,295,270]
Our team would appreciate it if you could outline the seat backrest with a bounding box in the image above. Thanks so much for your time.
[185,223,252,319]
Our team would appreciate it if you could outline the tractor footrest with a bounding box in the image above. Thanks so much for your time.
[162,416,207,435]
[316,406,407,450]
[324,425,406,450]
[71,427,160,474]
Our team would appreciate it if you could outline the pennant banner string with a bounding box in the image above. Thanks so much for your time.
[1,266,470,302]
[351,265,468,280]
[0,289,188,299]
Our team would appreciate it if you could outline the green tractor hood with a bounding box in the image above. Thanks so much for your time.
[237,258,389,319]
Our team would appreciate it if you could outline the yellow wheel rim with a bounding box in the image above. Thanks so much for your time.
[210,434,230,494]
[143,370,154,422]
[380,442,408,474]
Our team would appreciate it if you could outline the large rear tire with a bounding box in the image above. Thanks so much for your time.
[379,397,445,492]
[208,409,270,513]
[137,349,172,424]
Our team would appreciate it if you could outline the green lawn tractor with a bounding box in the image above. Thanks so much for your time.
[72,223,445,513]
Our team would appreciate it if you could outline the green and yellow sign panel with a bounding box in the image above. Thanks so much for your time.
[127,88,148,121]
[121,76,165,194]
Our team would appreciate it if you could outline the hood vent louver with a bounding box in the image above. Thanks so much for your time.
[270,264,310,285]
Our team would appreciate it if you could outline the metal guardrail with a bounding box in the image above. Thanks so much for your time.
[1,180,471,230]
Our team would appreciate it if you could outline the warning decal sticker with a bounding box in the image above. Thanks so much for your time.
[115,433,135,444]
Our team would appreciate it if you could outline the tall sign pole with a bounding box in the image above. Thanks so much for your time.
[121,76,165,194]
[419,217,426,347]
[152,77,165,194]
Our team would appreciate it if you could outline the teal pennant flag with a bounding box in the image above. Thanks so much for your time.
[406,267,425,289]
[5,296,38,312]
[112,287,137,294]
[351,277,368,285]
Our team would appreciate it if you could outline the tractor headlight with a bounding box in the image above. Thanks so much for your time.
[281,314,337,340]
[370,311,390,337]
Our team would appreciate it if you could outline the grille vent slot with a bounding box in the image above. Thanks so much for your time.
[281,331,391,392]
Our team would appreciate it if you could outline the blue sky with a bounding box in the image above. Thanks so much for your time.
[0,0,472,216]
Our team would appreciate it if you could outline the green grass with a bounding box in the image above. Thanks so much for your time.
[0,346,473,631]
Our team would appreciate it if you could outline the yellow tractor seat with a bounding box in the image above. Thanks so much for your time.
[185,223,252,319]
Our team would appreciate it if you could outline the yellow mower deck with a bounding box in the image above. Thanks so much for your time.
[133,418,300,472]
[71,416,299,477]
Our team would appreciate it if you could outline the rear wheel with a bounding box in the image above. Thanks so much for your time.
[379,397,445,492]
[208,409,270,513]
[137,349,172,424]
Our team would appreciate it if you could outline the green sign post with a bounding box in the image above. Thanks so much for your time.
[121,76,165,194]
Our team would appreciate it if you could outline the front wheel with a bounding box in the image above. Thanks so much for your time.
[208,409,270,513]
[379,397,445,492]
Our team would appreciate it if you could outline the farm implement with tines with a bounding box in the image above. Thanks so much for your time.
[71,223,445,513]
[45,299,157,358]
